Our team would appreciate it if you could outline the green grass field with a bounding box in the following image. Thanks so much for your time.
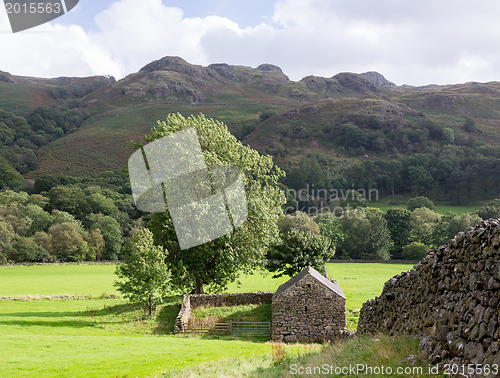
[368,195,483,216]
[0,263,413,377]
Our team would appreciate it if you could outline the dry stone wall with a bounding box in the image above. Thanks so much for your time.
[358,219,500,366]
[174,292,273,333]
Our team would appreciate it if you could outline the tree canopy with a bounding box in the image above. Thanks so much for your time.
[147,113,285,293]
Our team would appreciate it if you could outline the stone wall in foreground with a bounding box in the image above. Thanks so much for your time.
[358,219,500,366]
[174,292,273,333]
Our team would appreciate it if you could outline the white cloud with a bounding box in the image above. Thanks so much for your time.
[1,0,500,85]
[0,7,119,78]
[202,0,500,85]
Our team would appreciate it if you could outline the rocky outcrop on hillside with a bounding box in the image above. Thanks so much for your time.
[136,56,382,102]
[256,64,289,81]
[0,70,17,84]
[361,71,396,87]
[140,56,206,77]
[357,219,500,368]
[334,72,379,94]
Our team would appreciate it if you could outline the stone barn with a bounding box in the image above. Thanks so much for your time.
[271,266,346,342]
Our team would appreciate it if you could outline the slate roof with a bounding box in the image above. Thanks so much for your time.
[272,266,346,299]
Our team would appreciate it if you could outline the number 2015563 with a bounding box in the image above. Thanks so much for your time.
[5,2,62,14]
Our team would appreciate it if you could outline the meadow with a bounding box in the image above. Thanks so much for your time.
[0,263,414,377]
[368,195,483,216]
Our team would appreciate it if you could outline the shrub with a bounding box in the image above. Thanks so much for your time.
[477,199,500,220]
[402,242,428,260]
[340,190,367,209]
[407,196,435,211]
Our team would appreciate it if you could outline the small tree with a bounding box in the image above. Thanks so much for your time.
[114,229,170,316]
[267,228,334,278]
[384,208,412,259]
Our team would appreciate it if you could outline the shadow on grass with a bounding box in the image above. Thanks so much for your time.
[153,301,181,335]
[191,304,272,323]
[0,296,182,333]
[219,304,272,323]
[0,303,144,330]
[0,311,82,318]
[94,302,142,316]
[0,318,96,328]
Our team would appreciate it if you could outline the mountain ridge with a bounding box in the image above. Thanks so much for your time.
[1,56,500,178]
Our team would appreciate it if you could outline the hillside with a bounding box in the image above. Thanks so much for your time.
[1,56,500,188]
[246,81,500,172]
[20,57,390,176]
[0,71,113,114]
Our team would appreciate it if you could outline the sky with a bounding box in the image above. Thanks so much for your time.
[1,0,500,86]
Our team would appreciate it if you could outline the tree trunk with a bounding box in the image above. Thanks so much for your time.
[324,267,330,280]
[195,275,204,294]
[146,297,156,317]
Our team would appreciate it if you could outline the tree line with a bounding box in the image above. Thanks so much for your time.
[0,170,140,265]
[284,145,500,205]
[0,105,89,183]
[277,194,495,263]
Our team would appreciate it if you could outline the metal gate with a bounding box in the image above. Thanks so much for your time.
[183,321,270,337]
[230,322,270,337]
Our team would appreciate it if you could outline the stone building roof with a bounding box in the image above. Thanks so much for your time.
[272,266,346,300]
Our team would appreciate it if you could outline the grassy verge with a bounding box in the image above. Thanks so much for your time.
[171,334,444,377]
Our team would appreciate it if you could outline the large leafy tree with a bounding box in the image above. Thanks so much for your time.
[314,213,344,249]
[0,220,16,263]
[410,207,441,246]
[384,208,412,259]
[278,211,320,235]
[47,222,84,261]
[114,228,170,316]
[338,208,392,260]
[146,113,285,294]
[431,212,481,247]
[0,159,23,190]
[85,214,123,260]
[46,186,85,215]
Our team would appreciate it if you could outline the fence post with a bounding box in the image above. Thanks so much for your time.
[230,321,233,335]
